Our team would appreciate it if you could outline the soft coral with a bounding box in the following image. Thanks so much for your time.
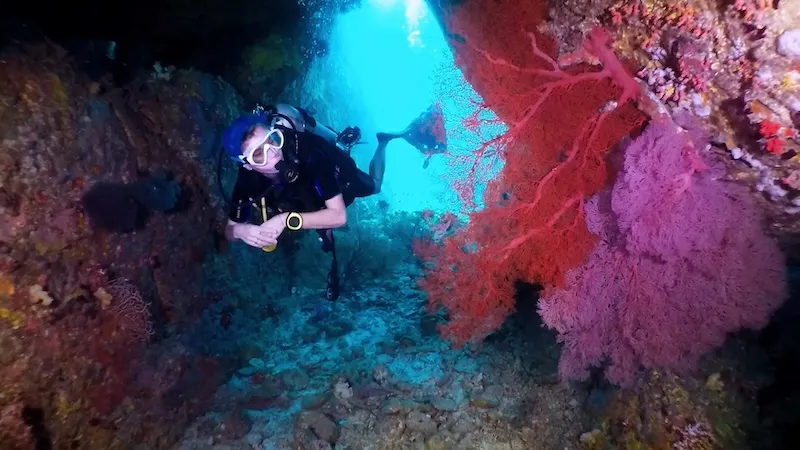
[418,0,645,345]
[539,119,787,385]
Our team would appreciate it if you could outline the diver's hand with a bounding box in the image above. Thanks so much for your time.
[260,215,287,237]
[232,223,279,248]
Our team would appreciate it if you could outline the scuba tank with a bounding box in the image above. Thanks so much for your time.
[259,103,362,187]
[258,103,361,154]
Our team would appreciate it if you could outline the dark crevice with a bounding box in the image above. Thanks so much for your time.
[22,406,52,450]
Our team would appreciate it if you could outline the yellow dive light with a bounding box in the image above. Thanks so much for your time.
[260,197,276,252]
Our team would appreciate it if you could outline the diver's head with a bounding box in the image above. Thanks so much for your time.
[239,124,285,176]
[223,112,301,183]
[222,113,285,176]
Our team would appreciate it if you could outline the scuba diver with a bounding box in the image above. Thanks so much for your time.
[221,103,447,301]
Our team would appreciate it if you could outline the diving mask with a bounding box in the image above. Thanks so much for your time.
[238,127,285,166]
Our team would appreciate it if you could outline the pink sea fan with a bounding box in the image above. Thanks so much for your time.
[539,119,787,385]
[106,278,154,344]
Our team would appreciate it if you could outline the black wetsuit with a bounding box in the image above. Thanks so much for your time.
[228,129,376,301]
[228,130,377,221]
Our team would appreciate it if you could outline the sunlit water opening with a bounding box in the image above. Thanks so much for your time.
[301,0,506,215]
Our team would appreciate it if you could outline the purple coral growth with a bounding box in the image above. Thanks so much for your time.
[539,119,787,385]
[107,277,155,343]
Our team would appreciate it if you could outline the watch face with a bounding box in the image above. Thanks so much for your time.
[288,215,301,228]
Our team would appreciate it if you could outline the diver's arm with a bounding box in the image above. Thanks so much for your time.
[278,194,348,230]
[225,219,252,242]
[226,219,279,248]
[225,219,241,241]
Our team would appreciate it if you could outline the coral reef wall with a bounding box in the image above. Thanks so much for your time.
[0,41,288,449]
[421,0,793,386]
[414,0,799,445]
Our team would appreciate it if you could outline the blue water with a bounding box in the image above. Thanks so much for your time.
[318,0,506,214]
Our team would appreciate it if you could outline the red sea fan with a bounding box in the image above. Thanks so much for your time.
[418,0,645,346]
[538,119,787,385]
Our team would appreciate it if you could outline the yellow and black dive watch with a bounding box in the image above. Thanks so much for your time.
[286,212,303,231]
